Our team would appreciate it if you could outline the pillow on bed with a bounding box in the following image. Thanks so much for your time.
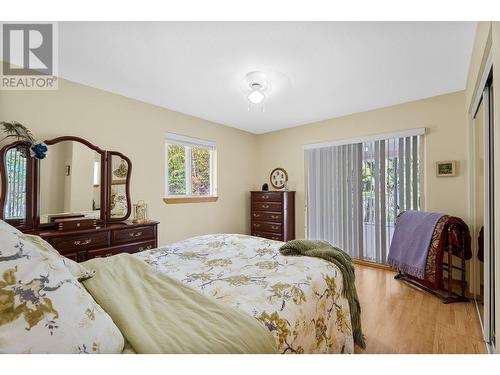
[0,221,124,354]
[0,218,23,234]
[22,234,96,281]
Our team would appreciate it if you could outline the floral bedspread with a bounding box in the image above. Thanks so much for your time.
[135,234,354,354]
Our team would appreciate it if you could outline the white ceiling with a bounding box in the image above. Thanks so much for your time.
[59,22,476,134]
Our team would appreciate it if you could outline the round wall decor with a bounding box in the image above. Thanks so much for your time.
[270,167,288,189]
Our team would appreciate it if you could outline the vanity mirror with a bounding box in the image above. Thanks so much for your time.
[0,135,158,263]
[38,137,106,225]
[108,151,131,221]
[0,142,35,231]
[0,136,131,230]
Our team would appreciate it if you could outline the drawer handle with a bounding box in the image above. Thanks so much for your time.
[261,195,269,199]
[253,213,260,218]
[261,205,269,209]
[129,231,143,238]
[272,236,279,240]
[253,223,261,228]
[105,253,113,257]
[74,239,91,246]
[138,245,153,251]
[271,225,279,230]
[271,215,279,219]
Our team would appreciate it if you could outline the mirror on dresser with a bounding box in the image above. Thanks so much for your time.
[0,135,158,262]
[38,138,106,225]
[0,135,133,231]
[0,142,35,231]
[108,151,131,221]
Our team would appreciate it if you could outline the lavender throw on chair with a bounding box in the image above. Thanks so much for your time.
[387,210,444,279]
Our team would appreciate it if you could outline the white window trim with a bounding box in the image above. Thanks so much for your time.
[164,133,217,199]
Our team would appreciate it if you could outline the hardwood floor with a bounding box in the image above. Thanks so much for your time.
[353,265,487,354]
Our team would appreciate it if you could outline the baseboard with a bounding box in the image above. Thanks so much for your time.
[353,259,395,271]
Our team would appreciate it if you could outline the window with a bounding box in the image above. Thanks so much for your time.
[165,133,217,203]
[305,129,423,264]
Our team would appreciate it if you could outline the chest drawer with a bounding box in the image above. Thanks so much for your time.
[252,231,284,242]
[251,192,283,202]
[112,225,155,244]
[251,202,282,212]
[251,211,282,222]
[47,231,110,252]
[251,221,282,234]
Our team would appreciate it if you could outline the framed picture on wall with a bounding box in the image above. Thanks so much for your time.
[436,161,456,177]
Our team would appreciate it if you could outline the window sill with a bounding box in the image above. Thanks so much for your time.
[163,196,219,204]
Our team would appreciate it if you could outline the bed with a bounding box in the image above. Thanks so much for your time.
[0,218,356,354]
[133,234,355,354]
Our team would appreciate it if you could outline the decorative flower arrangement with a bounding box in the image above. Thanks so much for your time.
[0,121,48,159]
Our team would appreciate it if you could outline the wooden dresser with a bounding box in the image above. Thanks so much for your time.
[250,191,295,242]
[35,221,159,262]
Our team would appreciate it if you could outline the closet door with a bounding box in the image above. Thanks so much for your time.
[472,72,495,348]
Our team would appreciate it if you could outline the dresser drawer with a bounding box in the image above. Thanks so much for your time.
[251,202,282,212]
[87,248,116,259]
[112,226,155,244]
[251,231,284,241]
[48,231,110,252]
[251,221,282,234]
[86,240,157,260]
[126,240,156,253]
[251,211,282,222]
[251,192,283,202]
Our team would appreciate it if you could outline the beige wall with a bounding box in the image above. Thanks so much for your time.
[256,91,468,238]
[0,78,470,244]
[0,78,258,245]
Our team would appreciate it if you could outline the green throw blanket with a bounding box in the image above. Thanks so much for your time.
[279,240,366,349]
[83,254,276,354]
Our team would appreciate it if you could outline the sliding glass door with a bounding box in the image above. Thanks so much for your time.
[305,131,422,264]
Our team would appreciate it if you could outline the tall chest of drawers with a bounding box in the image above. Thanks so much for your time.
[250,191,295,242]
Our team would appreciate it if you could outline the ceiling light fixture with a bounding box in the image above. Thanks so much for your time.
[248,83,265,104]
[245,71,269,111]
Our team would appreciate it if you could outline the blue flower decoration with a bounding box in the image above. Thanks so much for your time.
[30,142,48,160]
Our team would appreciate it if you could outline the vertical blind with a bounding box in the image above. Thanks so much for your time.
[305,130,423,264]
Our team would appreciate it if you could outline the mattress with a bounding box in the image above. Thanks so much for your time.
[135,234,354,354]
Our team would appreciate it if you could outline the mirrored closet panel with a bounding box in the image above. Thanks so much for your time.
[472,68,495,350]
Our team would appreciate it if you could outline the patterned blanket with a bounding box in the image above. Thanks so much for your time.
[403,215,471,290]
[135,234,354,354]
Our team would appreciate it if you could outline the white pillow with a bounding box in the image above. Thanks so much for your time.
[0,219,23,235]
[0,220,124,353]
[22,234,96,281]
